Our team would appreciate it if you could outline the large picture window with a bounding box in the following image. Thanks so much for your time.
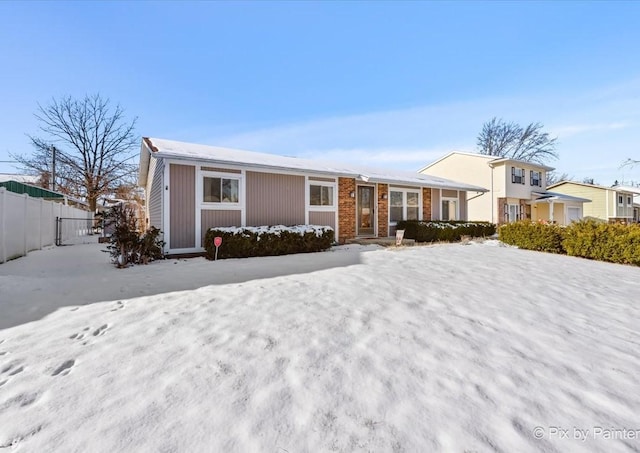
[389,189,420,223]
[309,184,334,207]
[203,176,239,203]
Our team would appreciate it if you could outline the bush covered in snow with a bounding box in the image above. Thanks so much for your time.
[204,225,334,260]
[397,220,496,243]
[563,219,640,266]
[499,221,565,253]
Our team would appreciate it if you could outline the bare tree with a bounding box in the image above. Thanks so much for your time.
[546,171,572,187]
[477,117,558,164]
[13,94,138,212]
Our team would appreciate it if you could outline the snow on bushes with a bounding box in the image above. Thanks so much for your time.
[204,225,334,260]
[396,220,496,243]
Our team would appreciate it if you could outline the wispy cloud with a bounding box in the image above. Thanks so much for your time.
[207,78,640,183]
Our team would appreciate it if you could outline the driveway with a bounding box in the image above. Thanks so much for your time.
[0,242,371,330]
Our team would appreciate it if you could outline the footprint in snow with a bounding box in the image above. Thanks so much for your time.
[69,332,85,341]
[110,301,125,312]
[52,359,75,376]
[93,324,109,336]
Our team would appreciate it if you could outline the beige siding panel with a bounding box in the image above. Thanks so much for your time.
[201,210,242,243]
[169,164,195,249]
[442,189,458,198]
[309,211,336,229]
[246,171,305,226]
[309,176,336,182]
[149,158,164,231]
[431,189,441,220]
[201,166,242,174]
[458,191,467,221]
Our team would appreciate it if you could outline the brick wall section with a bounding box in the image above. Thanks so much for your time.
[338,177,356,243]
[422,188,432,221]
[497,197,507,224]
[377,184,388,237]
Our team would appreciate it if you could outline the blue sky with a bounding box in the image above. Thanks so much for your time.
[1,1,639,184]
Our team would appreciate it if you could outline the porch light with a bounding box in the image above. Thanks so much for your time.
[350,191,355,198]
[381,193,388,200]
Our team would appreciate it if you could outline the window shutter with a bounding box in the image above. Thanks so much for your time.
[530,170,533,186]
[521,169,526,185]
[511,167,515,183]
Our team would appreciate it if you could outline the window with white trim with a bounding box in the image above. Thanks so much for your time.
[389,188,420,223]
[511,167,525,184]
[441,198,458,221]
[618,194,624,207]
[627,196,632,206]
[530,170,542,187]
[506,204,522,222]
[309,184,334,207]
[203,175,240,204]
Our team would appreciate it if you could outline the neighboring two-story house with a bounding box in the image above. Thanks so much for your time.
[547,181,637,223]
[419,152,589,225]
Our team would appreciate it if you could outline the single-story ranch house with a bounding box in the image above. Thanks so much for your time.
[138,138,487,255]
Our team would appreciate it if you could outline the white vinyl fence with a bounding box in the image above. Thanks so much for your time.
[0,187,94,263]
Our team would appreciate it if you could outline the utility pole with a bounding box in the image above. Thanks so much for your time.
[51,145,57,192]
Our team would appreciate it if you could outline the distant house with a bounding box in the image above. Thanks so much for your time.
[419,152,589,225]
[548,182,637,223]
[547,181,637,223]
[138,138,487,255]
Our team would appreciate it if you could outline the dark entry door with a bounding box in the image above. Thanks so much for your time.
[357,186,375,236]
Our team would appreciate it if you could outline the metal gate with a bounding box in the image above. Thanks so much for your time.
[55,216,95,246]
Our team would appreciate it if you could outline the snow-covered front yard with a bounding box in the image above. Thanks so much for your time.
[1,242,639,452]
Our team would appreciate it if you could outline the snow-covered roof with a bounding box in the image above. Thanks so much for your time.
[529,190,591,204]
[0,173,39,184]
[139,138,487,192]
[418,151,555,173]
[612,185,640,196]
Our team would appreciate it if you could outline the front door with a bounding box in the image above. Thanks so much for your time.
[357,186,375,236]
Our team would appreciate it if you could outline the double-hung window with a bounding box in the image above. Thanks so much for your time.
[203,175,240,204]
[618,195,624,207]
[309,184,334,207]
[530,170,542,187]
[627,196,632,206]
[389,189,420,223]
[441,198,458,221]
[512,167,525,185]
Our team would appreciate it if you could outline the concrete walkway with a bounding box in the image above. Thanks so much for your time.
[0,242,375,330]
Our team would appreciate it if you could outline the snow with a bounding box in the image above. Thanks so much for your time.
[210,224,333,238]
[1,242,640,452]
[141,137,487,193]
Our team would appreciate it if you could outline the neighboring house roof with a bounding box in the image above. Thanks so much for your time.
[527,190,591,204]
[418,151,555,173]
[548,180,636,194]
[139,137,488,193]
[0,173,39,184]
[0,180,64,199]
[612,185,640,196]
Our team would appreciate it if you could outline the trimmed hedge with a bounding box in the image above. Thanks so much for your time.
[499,220,640,266]
[204,225,334,260]
[563,220,640,266]
[499,221,565,253]
[396,220,496,243]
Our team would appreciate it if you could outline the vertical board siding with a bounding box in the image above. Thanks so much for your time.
[149,158,163,231]
[431,189,441,220]
[309,211,336,229]
[246,171,305,226]
[169,164,195,249]
[201,210,242,243]
[458,191,467,221]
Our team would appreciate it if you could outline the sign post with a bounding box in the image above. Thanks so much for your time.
[395,229,405,247]
[214,236,222,260]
